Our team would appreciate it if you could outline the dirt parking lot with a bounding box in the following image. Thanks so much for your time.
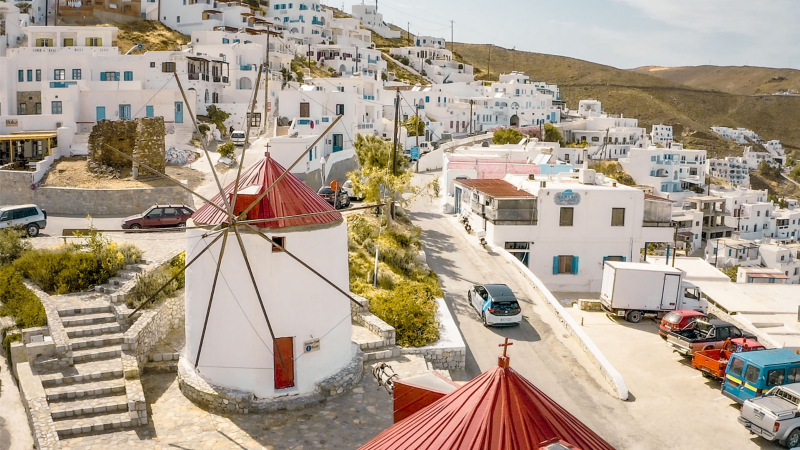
[555,292,781,450]
[40,157,205,190]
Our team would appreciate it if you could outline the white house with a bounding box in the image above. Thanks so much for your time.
[650,124,673,147]
[453,169,674,291]
[711,187,774,240]
[775,208,800,242]
[672,208,703,254]
[759,242,800,284]
[186,153,355,399]
[267,0,333,45]
[619,144,706,201]
[576,99,602,118]
[390,36,473,84]
[711,126,759,145]
[707,157,750,188]
[0,3,23,55]
[350,3,399,39]
[159,0,254,34]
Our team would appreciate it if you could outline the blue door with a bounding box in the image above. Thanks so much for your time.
[332,134,343,152]
[454,187,462,214]
[118,104,131,120]
[145,106,154,118]
[96,106,105,121]
[174,102,183,123]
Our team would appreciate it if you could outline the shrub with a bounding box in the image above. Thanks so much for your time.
[218,141,235,159]
[198,123,211,134]
[493,128,524,145]
[13,232,140,294]
[0,266,46,329]
[0,228,31,266]
[723,265,740,282]
[790,165,800,183]
[370,281,439,347]
[2,331,22,359]
[592,161,636,186]
[128,252,185,309]
[205,105,231,135]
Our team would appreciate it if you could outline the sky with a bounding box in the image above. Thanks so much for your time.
[332,0,800,69]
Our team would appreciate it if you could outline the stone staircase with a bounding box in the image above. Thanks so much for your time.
[33,299,146,440]
[94,264,148,295]
[352,324,399,362]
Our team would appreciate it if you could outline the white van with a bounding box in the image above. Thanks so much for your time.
[230,131,247,146]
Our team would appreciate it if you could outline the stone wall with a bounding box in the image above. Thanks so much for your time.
[0,182,193,216]
[122,292,185,369]
[25,281,71,371]
[16,362,61,450]
[88,118,166,175]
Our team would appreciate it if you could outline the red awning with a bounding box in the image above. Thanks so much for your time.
[747,273,789,279]
[360,362,615,450]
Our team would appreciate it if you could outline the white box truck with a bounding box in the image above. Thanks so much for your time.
[600,261,706,323]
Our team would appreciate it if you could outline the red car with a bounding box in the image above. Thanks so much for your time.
[659,310,707,339]
[121,205,195,229]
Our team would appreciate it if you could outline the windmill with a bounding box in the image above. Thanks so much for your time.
[97,65,377,398]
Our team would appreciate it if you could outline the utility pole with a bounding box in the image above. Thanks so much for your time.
[391,88,401,219]
[469,100,474,135]
[487,46,491,80]
[45,0,48,25]
[407,22,410,46]
[263,25,271,135]
[450,21,454,53]
[512,46,516,72]
[415,102,420,172]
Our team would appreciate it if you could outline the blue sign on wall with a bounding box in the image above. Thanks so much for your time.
[554,189,581,205]
[409,147,420,160]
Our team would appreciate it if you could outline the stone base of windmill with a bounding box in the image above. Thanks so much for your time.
[177,344,365,414]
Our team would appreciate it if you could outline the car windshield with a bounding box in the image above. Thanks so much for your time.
[318,188,334,194]
[664,312,682,324]
[232,132,245,138]
[491,301,520,311]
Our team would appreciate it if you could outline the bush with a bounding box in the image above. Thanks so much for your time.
[370,281,439,347]
[13,232,140,294]
[723,265,740,282]
[217,141,236,159]
[493,128,524,145]
[544,123,564,144]
[128,252,185,309]
[0,266,46,329]
[0,228,31,266]
[592,161,636,186]
[790,165,800,183]
[198,123,211,134]
[2,331,22,359]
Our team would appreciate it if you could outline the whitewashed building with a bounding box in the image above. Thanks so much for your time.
[619,144,706,201]
[454,169,674,291]
[707,157,750,188]
[650,124,673,147]
[350,3,399,39]
[390,36,473,84]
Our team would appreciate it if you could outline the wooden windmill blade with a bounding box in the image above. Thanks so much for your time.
[230,63,264,214]
[193,228,230,368]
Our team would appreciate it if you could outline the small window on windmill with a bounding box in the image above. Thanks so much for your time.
[272,236,285,252]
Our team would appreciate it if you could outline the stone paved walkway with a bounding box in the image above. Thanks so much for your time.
[57,356,432,449]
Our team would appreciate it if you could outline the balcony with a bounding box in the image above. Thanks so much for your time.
[240,65,252,71]
[188,73,200,80]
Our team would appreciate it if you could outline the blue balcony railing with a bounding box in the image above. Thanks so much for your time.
[240,65,252,71]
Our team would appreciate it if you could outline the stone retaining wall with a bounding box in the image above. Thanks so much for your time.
[25,282,71,370]
[122,292,185,369]
[16,362,61,450]
[400,347,466,371]
[177,344,364,414]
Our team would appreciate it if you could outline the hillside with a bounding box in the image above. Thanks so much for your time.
[453,43,800,159]
[103,21,189,52]
[631,66,800,96]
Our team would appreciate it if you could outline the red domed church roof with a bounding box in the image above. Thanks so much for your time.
[192,153,342,229]
[360,350,615,450]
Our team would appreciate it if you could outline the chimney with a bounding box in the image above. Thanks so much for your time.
[582,148,588,169]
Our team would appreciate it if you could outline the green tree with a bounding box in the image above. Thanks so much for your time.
[722,265,740,282]
[759,160,781,178]
[492,128,524,145]
[205,105,230,136]
[348,135,416,226]
[403,116,425,137]
[544,123,564,144]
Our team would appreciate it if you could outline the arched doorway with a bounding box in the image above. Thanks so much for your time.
[510,115,519,127]
[339,64,347,75]
[238,77,252,90]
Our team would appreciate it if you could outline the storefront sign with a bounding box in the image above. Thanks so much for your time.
[6,119,19,127]
[554,189,581,205]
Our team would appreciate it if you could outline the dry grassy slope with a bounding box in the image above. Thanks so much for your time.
[631,65,800,96]
[101,21,189,53]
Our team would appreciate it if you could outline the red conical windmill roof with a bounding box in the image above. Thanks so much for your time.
[359,361,615,450]
[192,153,342,229]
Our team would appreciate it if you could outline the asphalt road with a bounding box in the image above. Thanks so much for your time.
[408,172,780,450]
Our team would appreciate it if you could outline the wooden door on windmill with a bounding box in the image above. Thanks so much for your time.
[273,337,295,389]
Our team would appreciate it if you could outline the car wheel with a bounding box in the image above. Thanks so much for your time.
[785,429,800,448]
[129,224,142,230]
[178,222,186,228]
[482,313,489,327]
[26,223,39,237]
[626,310,643,323]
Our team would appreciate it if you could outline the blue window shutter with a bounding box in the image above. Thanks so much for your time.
[115,72,120,80]
[622,256,627,262]
[145,106,154,117]
[553,256,559,275]
[603,257,608,263]
[572,256,579,274]
[100,72,107,81]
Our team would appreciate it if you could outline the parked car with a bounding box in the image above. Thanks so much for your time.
[739,382,800,447]
[691,337,765,380]
[317,187,350,210]
[468,284,522,327]
[659,310,708,339]
[0,204,47,237]
[121,205,195,229]
[342,180,365,201]
[666,319,754,356]
[231,130,246,146]
[723,349,800,404]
